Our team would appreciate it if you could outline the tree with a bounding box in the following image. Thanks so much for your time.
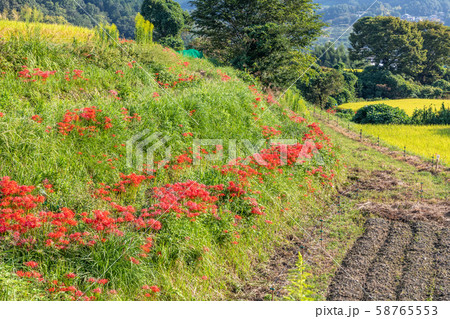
[417,21,450,84]
[313,42,350,68]
[190,0,326,89]
[141,0,185,43]
[135,13,154,45]
[298,67,344,108]
[349,16,427,78]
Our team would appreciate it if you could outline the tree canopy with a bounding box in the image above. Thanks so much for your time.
[350,16,450,83]
[141,0,185,41]
[349,16,427,79]
[417,21,450,84]
[190,0,326,89]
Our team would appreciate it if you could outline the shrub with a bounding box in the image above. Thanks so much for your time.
[334,89,353,105]
[336,108,354,120]
[357,66,443,100]
[352,104,410,124]
[411,103,450,125]
[432,79,450,93]
[95,23,119,46]
[159,35,184,51]
[326,96,337,109]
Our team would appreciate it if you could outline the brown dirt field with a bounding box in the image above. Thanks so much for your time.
[363,222,412,300]
[357,201,450,226]
[327,218,391,301]
[433,228,450,301]
[327,220,448,301]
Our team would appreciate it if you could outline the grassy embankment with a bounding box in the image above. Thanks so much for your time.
[0,21,365,301]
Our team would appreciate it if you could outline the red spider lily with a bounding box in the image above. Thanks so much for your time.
[58,107,112,136]
[262,126,282,138]
[121,108,141,122]
[18,66,56,82]
[217,70,231,82]
[24,261,39,268]
[150,286,160,293]
[92,288,102,294]
[108,90,120,100]
[31,115,43,123]
[97,279,109,285]
[66,273,76,279]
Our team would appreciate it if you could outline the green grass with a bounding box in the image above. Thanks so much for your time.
[354,124,450,165]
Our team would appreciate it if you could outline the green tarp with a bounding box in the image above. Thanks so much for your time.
[177,49,204,59]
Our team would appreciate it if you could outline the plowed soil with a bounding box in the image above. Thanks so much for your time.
[327,218,449,301]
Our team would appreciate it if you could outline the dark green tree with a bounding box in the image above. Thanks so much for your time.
[190,0,326,89]
[141,0,185,43]
[313,42,350,68]
[349,16,427,78]
[299,67,344,108]
[417,21,450,84]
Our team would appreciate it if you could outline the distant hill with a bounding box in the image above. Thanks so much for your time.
[315,0,449,46]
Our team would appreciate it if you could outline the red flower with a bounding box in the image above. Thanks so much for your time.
[66,273,76,279]
[31,115,43,123]
[24,261,39,268]
[150,286,160,293]
[97,279,109,285]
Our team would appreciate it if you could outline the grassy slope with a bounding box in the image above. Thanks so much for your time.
[0,28,348,301]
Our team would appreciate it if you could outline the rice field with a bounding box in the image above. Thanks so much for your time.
[0,20,95,43]
[355,124,450,164]
[341,99,450,116]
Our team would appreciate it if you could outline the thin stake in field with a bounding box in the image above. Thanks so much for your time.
[319,219,324,248]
